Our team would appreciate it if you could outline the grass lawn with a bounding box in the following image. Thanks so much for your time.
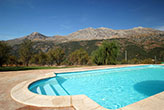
[0,66,71,71]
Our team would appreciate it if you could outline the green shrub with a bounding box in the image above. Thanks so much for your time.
[68,48,89,65]
[140,58,154,64]
[128,58,140,64]
[92,41,120,65]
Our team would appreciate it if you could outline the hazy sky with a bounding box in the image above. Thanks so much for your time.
[0,0,164,40]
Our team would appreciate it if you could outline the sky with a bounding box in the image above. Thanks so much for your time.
[0,0,164,40]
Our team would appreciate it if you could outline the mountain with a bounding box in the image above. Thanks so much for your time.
[67,27,164,40]
[5,27,164,61]
[7,32,48,46]
[25,32,48,40]
[46,35,69,43]
[6,27,164,46]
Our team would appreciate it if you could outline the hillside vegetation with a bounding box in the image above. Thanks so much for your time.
[11,37,164,62]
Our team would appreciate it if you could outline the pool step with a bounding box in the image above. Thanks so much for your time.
[50,83,68,96]
[43,84,57,96]
[35,79,68,96]
[38,85,47,95]
[36,86,41,94]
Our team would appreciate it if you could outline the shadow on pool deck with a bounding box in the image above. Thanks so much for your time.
[134,80,164,96]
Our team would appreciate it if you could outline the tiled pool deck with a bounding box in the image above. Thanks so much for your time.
[9,65,164,110]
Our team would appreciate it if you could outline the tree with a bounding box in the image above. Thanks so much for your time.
[38,51,47,65]
[47,49,55,66]
[0,41,11,67]
[160,51,164,61]
[7,55,18,66]
[92,40,119,65]
[19,40,34,66]
[68,48,89,65]
[30,51,47,66]
[53,48,65,65]
[47,47,65,66]
[30,54,39,65]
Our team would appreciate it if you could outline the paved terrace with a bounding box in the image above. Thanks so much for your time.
[0,65,164,110]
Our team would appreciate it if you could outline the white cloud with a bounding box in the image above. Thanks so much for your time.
[155,26,164,31]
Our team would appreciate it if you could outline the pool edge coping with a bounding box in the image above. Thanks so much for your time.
[10,64,164,110]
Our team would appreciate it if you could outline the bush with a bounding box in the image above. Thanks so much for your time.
[68,48,89,65]
[120,59,128,64]
[140,58,154,64]
[128,58,140,64]
[92,41,120,65]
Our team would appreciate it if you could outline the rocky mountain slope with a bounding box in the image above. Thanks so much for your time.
[67,27,164,40]
[6,27,164,46]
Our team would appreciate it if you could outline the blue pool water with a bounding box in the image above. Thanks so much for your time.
[29,65,164,109]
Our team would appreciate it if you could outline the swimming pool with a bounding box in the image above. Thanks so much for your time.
[29,65,164,109]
